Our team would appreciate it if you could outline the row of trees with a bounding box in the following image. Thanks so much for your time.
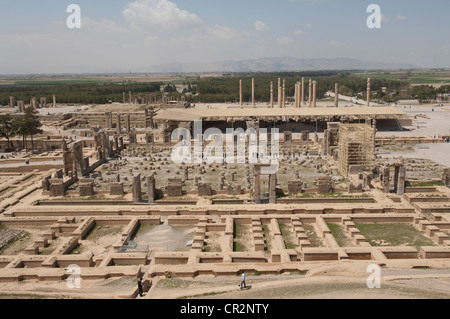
[2,74,448,107]
[0,107,43,152]
[185,73,449,104]
[0,82,162,105]
[184,73,375,104]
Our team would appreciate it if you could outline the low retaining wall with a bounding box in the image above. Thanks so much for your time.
[419,246,450,259]
[277,197,376,204]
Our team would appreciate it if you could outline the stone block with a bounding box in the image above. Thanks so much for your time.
[110,182,124,196]
[198,183,212,196]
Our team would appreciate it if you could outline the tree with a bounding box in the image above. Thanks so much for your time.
[22,107,43,152]
[0,114,17,150]
[11,116,27,151]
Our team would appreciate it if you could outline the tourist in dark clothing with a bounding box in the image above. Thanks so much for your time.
[138,278,143,297]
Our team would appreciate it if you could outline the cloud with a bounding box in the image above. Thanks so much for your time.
[144,35,159,45]
[254,20,269,32]
[123,0,202,30]
[277,36,294,44]
[82,17,129,34]
[330,40,344,47]
[208,24,249,40]
[294,29,306,35]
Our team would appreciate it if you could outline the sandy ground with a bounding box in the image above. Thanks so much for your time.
[146,263,450,300]
[0,262,448,300]
[376,104,450,167]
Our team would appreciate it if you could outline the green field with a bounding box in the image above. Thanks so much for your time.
[355,223,434,248]
[354,69,450,86]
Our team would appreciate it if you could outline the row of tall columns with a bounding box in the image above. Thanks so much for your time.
[10,95,56,109]
[239,78,256,106]
[238,77,321,108]
[105,112,131,131]
[122,91,133,104]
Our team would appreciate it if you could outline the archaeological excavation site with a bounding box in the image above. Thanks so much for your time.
[0,77,450,300]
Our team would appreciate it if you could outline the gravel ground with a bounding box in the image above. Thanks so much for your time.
[0,229,23,251]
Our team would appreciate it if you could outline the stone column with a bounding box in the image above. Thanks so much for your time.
[335,83,339,108]
[123,92,126,104]
[442,168,450,187]
[253,165,261,204]
[132,174,142,203]
[294,82,298,108]
[269,173,277,204]
[53,94,56,107]
[116,113,121,132]
[301,78,305,106]
[282,79,286,108]
[126,113,131,132]
[239,80,243,106]
[129,133,137,146]
[367,78,371,107]
[105,112,112,129]
[9,96,14,109]
[270,81,274,108]
[313,81,317,108]
[97,146,103,161]
[278,78,282,108]
[18,101,24,113]
[114,136,119,151]
[129,91,132,104]
[393,165,400,193]
[145,132,154,145]
[147,175,155,204]
[308,79,312,107]
[397,166,406,195]
[163,131,171,146]
[252,78,255,106]
[382,166,390,193]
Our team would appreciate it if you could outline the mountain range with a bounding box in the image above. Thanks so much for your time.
[144,57,418,73]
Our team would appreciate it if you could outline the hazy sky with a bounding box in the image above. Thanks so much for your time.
[0,0,449,74]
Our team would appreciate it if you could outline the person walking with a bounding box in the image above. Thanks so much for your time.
[240,271,246,290]
[138,278,143,297]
